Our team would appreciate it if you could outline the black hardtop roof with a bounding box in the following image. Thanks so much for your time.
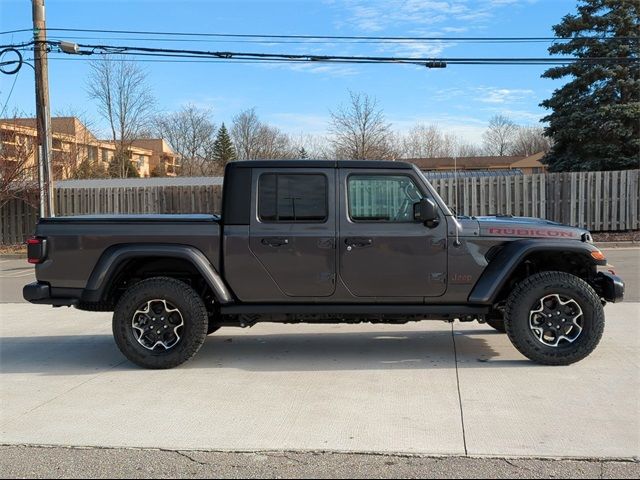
[227,160,414,170]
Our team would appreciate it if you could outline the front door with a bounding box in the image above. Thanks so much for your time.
[338,169,448,298]
[249,168,336,298]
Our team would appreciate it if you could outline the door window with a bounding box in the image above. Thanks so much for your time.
[259,173,328,222]
[348,175,423,222]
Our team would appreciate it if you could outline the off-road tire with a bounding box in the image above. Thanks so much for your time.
[504,271,604,366]
[486,318,506,333]
[113,277,208,369]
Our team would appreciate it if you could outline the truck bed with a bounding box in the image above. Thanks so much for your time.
[33,214,222,291]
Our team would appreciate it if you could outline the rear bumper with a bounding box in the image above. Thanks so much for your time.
[594,272,625,303]
[23,282,79,306]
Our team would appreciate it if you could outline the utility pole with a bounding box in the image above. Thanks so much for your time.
[32,0,54,217]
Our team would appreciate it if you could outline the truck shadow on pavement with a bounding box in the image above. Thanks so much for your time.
[0,328,533,375]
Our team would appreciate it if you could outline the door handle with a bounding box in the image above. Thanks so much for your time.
[261,237,289,247]
[345,237,373,248]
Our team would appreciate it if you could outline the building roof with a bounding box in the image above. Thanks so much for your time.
[407,155,528,170]
[131,138,175,155]
[56,176,224,189]
[5,117,98,141]
[423,169,525,179]
[511,151,546,168]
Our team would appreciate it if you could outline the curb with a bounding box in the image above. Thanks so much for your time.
[596,241,640,249]
[0,254,25,260]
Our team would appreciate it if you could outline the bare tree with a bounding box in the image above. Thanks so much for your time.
[482,114,518,156]
[289,133,332,160]
[328,91,393,160]
[455,142,483,157]
[0,116,38,208]
[153,105,217,176]
[86,55,156,177]
[510,126,552,156]
[230,108,262,160]
[231,108,295,160]
[401,124,459,158]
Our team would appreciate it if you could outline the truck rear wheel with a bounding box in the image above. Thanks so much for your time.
[112,277,208,369]
[504,271,604,366]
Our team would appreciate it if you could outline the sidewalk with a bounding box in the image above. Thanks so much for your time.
[1,303,638,459]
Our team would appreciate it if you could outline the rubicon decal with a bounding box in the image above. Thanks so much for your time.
[487,227,576,238]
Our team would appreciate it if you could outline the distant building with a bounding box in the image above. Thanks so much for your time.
[131,139,179,176]
[408,152,547,174]
[0,117,177,180]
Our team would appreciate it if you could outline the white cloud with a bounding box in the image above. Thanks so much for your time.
[258,61,359,77]
[335,0,524,33]
[477,88,535,104]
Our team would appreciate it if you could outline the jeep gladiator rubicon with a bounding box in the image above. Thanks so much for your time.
[24,160,624,368]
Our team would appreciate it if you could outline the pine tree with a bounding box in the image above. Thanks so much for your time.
[212,123,237,171]
[298,147,309,159]
[540,0,639,171]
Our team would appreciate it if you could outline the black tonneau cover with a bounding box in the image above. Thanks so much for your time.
[39,214,220,223]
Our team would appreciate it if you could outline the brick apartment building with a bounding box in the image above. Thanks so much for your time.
[0,117,179,180]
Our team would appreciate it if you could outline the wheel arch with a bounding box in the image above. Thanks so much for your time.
[82,244,234,306]
[469,239,605,305]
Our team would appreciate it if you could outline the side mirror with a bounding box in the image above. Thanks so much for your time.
[414,198,439,227]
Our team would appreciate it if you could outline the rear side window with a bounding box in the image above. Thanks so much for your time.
[258,174,328,222]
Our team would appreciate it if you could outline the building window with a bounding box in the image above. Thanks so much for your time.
[258,173,328,223]
[88,146,97,162]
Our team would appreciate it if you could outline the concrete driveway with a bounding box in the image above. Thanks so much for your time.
[1,302,638,459]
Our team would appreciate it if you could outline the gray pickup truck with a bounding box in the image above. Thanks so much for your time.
[24,160,624,369]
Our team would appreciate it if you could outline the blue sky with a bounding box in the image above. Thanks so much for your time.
[0,0,579,144]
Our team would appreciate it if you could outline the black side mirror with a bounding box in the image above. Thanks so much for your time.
[414,198,439,227]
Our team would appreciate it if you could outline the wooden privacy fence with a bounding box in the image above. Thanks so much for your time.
[1,170,638,244]
[430,169,639,231]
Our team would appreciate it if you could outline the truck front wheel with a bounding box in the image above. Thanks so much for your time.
[504,271,605,366]
[112,277,208,369]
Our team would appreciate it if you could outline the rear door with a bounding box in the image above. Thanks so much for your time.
[338,168,448,298]
[249,168,336,298]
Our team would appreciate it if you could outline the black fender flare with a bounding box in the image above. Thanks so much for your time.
[83,244,233,304]
[468,239,605,304]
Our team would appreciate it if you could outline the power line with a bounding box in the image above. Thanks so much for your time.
[0,67,20,117]
[11,27,639,43]
[63,41,640,66]
[0,28,32,36]
[1,40,636,70]
[46,35,566,45]
[45,56,341,65]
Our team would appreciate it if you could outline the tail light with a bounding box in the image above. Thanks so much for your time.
[27,237,47,264]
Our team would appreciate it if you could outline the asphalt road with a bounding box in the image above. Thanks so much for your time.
[1,446,638,479]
